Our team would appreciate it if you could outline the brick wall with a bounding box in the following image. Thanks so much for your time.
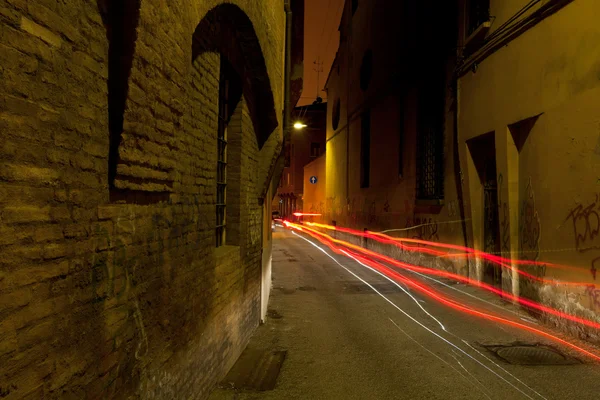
[0,0,284,398]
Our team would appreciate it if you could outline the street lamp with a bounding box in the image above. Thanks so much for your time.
[293,121,307,130]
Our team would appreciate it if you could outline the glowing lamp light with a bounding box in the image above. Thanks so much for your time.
[293,212,322,217]
[293,122,307,130]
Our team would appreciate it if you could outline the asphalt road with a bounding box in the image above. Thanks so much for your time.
[209,227,600,400]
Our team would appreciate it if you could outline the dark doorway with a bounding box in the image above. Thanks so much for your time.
[482,156,501,287]
[467,132,501,289]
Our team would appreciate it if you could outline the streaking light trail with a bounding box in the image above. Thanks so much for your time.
[289,221,600,331]
[292,231,549,399]
[304,222,595,289]
[284,221,600,362]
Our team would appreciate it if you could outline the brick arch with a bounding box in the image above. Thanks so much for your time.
[192,3,278,149]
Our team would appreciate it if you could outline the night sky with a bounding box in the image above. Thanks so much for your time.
[297,0,345,107]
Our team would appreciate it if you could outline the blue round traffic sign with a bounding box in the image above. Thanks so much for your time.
[309,176,318,184]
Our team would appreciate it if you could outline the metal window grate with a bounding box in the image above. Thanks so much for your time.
[416,126,444,200]
[216,58,229,248]
[360,110,371,188]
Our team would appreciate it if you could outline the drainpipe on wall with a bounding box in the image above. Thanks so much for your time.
[283,0,292,145]
[345,9,352,215]
[270,0,293,202]
[453,77,470,266]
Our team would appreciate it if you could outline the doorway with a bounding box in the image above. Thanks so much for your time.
[467,132,501,289]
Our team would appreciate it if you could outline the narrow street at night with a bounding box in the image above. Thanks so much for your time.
[210,227,600,400]
[4,0,600,398]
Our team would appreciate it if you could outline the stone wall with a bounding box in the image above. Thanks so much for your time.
[0,0,285,398]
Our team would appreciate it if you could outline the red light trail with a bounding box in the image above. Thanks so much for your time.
[281,220,600,362]
[305,222,593,284]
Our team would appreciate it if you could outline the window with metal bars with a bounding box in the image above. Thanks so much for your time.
[216,58,231,247]
[416,69,445,201]
[360,110,371,188]
[416,126,444,200]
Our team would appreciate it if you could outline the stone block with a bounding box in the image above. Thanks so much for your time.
[20,15,61,47]
[50,206,71,223]
[0,163,59,185]
[34,225,64,242]
[3,206,51,224]
[43,243,68,259]
[27,2,81,43]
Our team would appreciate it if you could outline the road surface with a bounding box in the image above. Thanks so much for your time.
[209,227,600,400]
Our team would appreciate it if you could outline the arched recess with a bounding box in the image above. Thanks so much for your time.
[192,4,278,150]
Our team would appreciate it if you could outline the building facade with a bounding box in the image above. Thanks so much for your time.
[0,0,302,398]
[303,153,326,216]
[322,0,466,261]
[275,101,326,217]
[456,0,600,334]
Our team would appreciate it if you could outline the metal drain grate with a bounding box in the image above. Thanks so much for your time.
[483,343,580,366]
[220,348,287,391]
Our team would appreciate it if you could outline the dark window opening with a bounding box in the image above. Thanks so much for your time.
[467,0,490,36]
[284,142,291,168]
[359,49,373,91]
[216,57,241,247]
[332,98,341,131]
[360,110,371,188]
[310,143,321,158]
[398,95,405,178]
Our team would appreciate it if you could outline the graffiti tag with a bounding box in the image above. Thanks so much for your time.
[405,217,439,242]
[585,284,600,310]
[497,174,510,254]
[519,178,541,261]
[565,194,600,253]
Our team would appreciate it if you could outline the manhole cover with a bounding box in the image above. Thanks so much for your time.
[485,343,580,365]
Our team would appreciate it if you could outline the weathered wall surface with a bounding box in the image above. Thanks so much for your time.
[322,0,465,275]
[458,0,600,336]
[0,0,285,398]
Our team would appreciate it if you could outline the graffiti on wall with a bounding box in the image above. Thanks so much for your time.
[447,200,459,218]
[405,216,439,241]
[585,284,600,310]
[519,178,541,261]
[565,194,600,252]
[565,193,600,279]
[383,199,391,213]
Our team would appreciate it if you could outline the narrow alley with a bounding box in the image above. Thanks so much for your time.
[210,227,600,400]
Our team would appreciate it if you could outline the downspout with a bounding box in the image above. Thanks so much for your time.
[345,10,351,216]
[453,77,469,253]
[284,0,292,148]
[268,0,292,203]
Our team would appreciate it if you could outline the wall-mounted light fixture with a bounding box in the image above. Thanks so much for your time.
[293,122,307,130]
